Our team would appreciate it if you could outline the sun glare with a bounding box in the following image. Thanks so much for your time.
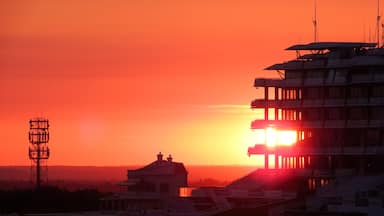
[265,127,277,147]
[277,130,297,146]
[245,124,298,151]
[264,127,297,147]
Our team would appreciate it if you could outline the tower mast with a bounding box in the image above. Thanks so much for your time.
[28,118,50,190]
[377,0,381,47]
[313,0,318,42]
[382,23,384,47]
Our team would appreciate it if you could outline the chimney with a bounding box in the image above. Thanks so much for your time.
[167,154,173,162]
[157,152,163,161]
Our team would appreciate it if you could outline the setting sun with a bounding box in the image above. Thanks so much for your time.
[277,130,297,146]
[264,127,297,147]
[265,127,277,147]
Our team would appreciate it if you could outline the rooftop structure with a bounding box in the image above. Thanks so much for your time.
[125,152,187,197]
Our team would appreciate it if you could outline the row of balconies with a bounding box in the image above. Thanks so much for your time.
[250,119,384,129]
[254,74,384,87]
[247,144,384,156]
[266,56,384,71]
[253,168,353,178]
[251,97,384,108]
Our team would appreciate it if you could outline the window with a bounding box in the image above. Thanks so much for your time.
[366,129,380,146]
[326,108,343,120]
[283,88,298,100]
[370,107,384,120]
[372,86,384,97]
[349,108,367,120]
[268,108,276,120]
[159,183,169,193]
[268,87,276,100]
[306,88,321,99]
[371,67,384,80]
[283,109,298,120]
[327,87,345,99]
[307,70,326,79]
[335,69,347,78]
[305,109,322,121]
[350,70,368,82]
[298,89,302,99]
[355,192,369,207]
[254,87,265,100]
[285,70,303,79]
[349,87,368,98]
[345,130,361,146]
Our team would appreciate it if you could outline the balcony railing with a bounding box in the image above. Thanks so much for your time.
[254,78,281,87]
[346,98,369,105]
[251,99,301,108]
[302,99,324,107]
[324,99,345,107]
[251,97,384,109]
[304,78,324,86]
[346,120,369,128]
[248,145,384,156]
[250,119,383,129]
[370,97,384,105]
[255,74,384,88]
[250,120,298,129]
[323,120,344,128]
[251,99,280,108]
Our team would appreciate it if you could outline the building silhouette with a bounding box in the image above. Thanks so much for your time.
[245,42,384,215]
[100,152,187,211]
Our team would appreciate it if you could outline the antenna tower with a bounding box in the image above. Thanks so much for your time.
[382,23,384,46]
[377,0,382,47]
[28,118,50,189]
[313,0,318,42]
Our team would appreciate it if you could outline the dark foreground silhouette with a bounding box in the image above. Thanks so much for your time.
[0,186,108,214]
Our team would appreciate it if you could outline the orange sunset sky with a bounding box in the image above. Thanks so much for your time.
[0,0,382,166]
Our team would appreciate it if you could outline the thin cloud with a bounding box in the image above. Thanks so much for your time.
[191,104,255,114]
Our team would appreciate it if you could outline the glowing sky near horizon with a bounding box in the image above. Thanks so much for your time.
[0,0,382,166]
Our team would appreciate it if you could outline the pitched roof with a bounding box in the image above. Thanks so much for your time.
[128,159,187,177]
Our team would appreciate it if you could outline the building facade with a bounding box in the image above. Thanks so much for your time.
[247,42,384,215]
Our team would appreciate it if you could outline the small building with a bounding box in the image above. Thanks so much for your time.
[100,152,188,212]
[124,152,188,197]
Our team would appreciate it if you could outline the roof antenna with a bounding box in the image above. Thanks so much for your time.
[369,25,372,42]
[313,0,318,42]
[382,23,384,47]
[377,0,381,47]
